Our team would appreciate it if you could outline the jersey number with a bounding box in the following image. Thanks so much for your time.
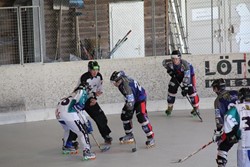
[134,81,142,91]
[242,116,250,131]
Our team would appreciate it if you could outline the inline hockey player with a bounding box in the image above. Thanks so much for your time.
[211,78,238,167]
[110,71,155,148]
[162,50,200,116]
[76,61,112,144]
[224,87,250,167]
[55,84,96,160]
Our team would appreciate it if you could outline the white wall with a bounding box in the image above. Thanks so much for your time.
[0,53,249,124]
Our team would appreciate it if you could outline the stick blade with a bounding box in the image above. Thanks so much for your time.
[100,145,111,152]
[171,159,183,163]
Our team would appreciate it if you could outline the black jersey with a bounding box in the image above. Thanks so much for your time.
[78,71,103,94]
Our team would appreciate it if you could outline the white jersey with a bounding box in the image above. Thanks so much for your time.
[224,101,250,167]
[236,102,250,150]
[55,88,90,150]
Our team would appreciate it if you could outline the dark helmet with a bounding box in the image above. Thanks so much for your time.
[171,50,181,59]
[110,71,125,82]
[211,78,226,91]
[88,61,100,71]
[238,87,250,102]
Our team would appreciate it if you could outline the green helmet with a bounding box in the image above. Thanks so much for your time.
[88,61,100,71]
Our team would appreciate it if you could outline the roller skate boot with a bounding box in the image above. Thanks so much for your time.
[104,135,113,145]
[119,133,134,144]
[83,149,96,161]
[190,108,200,117]
[165,105,173,116]
[62,140,79,155]
[145,138,155,148]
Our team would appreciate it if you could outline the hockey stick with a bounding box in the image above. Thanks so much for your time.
[171,140,213,163]
[173,77,203,122]
[90,133,110,152]
[131,137,137,153]
[109,30,131,58]
[78,111,110,152]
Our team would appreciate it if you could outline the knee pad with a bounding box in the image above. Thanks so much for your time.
[136,112,146,123]
[123,120,132,132]
[167,95,175,104]
[121,110,133,121]
[189,94,199,107]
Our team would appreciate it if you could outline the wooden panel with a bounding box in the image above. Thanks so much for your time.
[43,0,168,60]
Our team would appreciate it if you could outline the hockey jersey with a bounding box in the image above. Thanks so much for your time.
[162,59,194,86]
[214,90,238,130]
[118,76,147,109]
[224,102,250,149]
[78,71,103,96]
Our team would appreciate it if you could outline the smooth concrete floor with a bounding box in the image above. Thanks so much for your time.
[0,109,237,167]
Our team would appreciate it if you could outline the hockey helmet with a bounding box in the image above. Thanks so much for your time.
[110,71,125,82]
[171,50,181,59]
[238,87,250,102]
[211,78,226,91]
[88,61,100,71]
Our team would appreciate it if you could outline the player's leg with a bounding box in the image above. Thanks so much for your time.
[216,140,234,167]
[166,78,179,116]
[119,107,135,144]
[135,101,155,148]
[85,101,112,144]
[66,119,96,160]
[189,74,200,116]
[57,120,79,154]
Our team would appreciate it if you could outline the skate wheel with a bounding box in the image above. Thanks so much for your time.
[146,144,155,149]
[62,151,69,155]
[120,140,135,144]
[82,157,96,161]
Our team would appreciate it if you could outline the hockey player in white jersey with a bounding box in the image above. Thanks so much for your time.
[55,83,96,160]
[76,61,112,144]
[224,87,250,167]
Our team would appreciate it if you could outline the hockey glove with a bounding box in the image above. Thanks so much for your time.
[181,86,188,96]
[86,120,93,134]
[167,69,175,78]
[212,129,224,142]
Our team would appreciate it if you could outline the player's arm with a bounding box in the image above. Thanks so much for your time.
[123,80,135,111]
[181,60,191,86]
[162,59,175,77]
[214,100,224,131]
[96,73,103,96]
[224,107,240,143]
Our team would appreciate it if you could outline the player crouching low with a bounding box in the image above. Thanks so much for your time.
[55,83,96,160]
[110,70,155,148]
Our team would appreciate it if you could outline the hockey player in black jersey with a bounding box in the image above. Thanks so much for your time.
[76,61,112,144]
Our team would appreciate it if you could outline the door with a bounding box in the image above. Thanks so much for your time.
[109,1,145,59]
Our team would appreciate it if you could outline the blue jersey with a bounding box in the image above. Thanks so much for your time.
[214,90,238,129]
[162,59,195,85]
[118,76,147,109]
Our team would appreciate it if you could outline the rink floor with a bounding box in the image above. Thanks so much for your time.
[0,109,237,167]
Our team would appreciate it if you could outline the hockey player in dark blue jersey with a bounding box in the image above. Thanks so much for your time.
[162,50,200,117]
[110,71,155,148]
[211,78,238,167]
